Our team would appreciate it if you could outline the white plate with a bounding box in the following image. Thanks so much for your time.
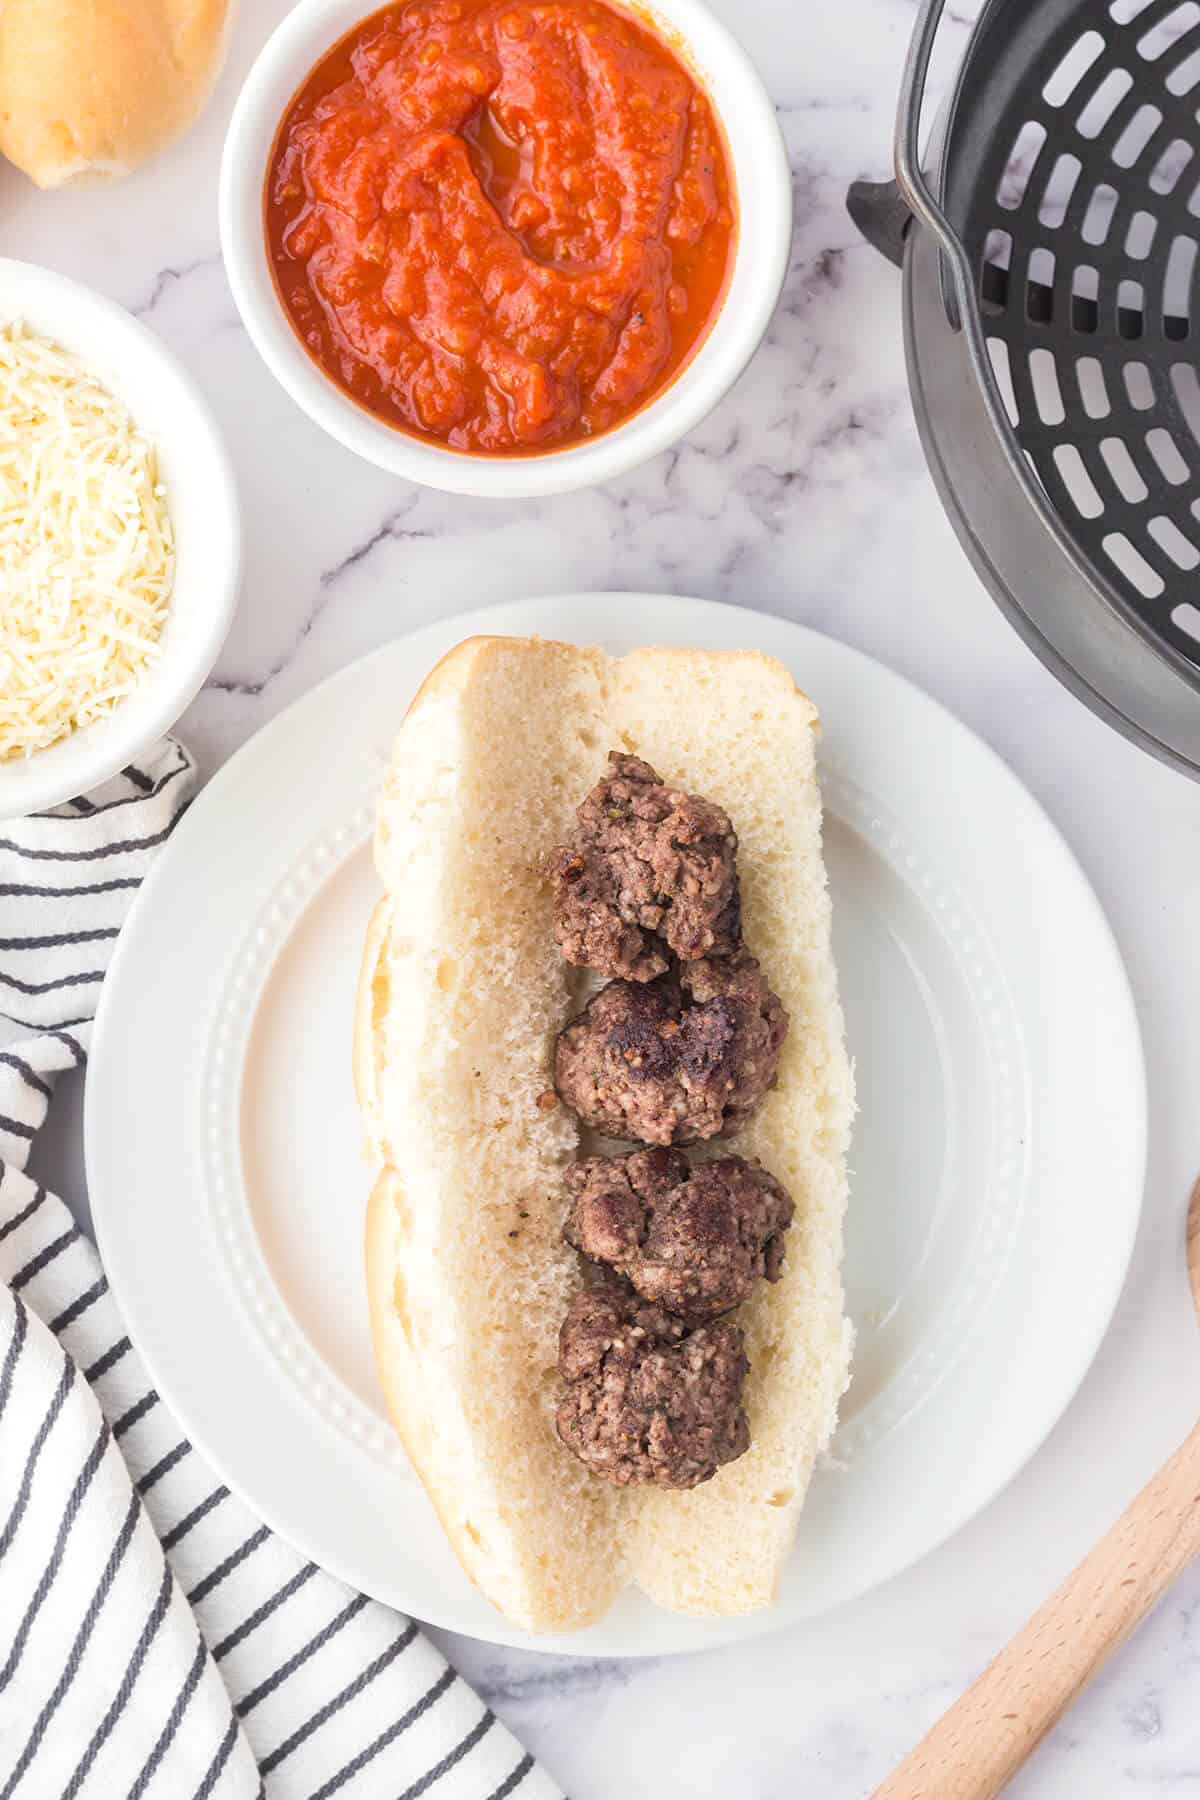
[86,594,1146,1656]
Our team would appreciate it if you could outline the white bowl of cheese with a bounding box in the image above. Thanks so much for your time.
[0,258,240,821]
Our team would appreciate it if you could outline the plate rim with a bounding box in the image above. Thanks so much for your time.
[85,592,1148,1655]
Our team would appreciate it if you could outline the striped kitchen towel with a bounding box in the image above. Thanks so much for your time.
[0,744,558,1800]
[0,738,197,1038]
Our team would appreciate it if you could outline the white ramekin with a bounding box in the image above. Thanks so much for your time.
[219,0,792,499]
[0,259,242,822]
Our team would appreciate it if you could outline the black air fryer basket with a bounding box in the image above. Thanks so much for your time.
[851,0,1200,777]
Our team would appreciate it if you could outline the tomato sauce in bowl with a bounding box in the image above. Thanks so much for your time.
[264,0,736,454]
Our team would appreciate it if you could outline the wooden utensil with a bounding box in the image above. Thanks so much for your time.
[873,1181,1200,1800]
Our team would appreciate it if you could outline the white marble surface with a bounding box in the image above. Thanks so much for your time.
[13,0,1200,1793]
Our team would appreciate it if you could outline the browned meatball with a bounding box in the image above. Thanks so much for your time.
[554,950,788,1144]
[564,1148,793,1324]
[553,752,741,983]
[556,1276,750,1488]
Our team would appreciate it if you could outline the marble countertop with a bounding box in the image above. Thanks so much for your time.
[13,0,1200,1792]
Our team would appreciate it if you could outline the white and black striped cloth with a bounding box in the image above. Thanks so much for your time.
[0,744,559,1800]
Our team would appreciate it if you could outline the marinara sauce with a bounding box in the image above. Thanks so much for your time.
[265,0,736,454]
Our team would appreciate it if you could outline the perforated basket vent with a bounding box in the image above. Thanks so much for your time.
[945,0,1200,669]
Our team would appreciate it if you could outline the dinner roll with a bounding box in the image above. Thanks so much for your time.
[0,0,232,188]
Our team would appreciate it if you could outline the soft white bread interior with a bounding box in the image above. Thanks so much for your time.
[0,1,232,189]
[355,636,854,1631]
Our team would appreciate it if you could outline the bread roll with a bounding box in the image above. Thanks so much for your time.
[355,636,854,1631]
[0,0,232,188]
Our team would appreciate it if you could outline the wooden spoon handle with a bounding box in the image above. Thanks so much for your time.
[873,1419,1200,1800]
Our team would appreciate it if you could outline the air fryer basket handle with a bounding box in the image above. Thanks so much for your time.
[893,0,975,332]
[846,178,913,268]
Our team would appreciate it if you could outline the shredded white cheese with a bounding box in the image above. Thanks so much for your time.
[0,319,175,760]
